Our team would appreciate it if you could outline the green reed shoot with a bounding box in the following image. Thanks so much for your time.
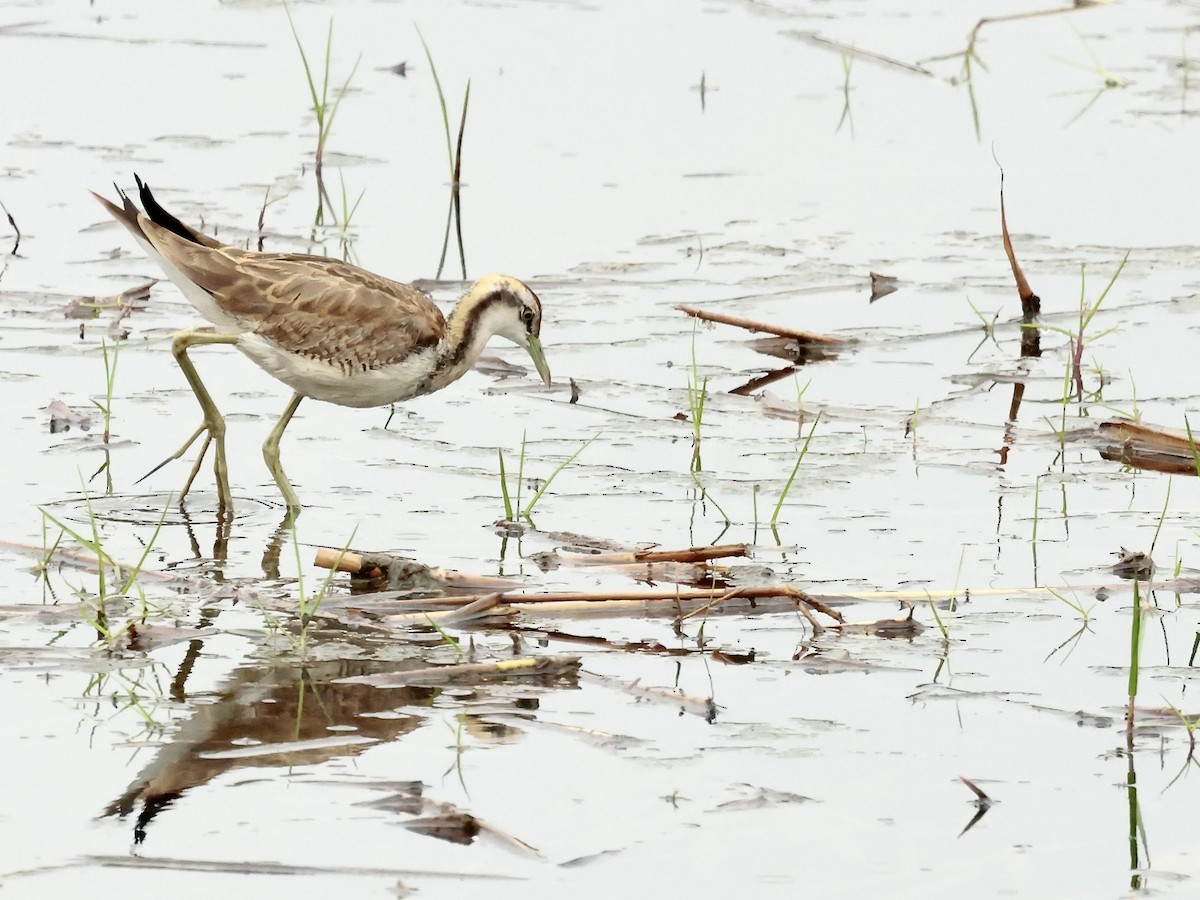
[1040,252,1128,402]
[417,27,470,279]
[286,5,361,220]
[498,447,514,521]
[770,412,821,528]
[925,590,949,641]
[293,525,356,654]
[1185,416,1200,477]
[1149,478,1171,558]
[1127,577,1145,742]
[90,338,119,445]
[496,430,527,521]
[687,323,708,472]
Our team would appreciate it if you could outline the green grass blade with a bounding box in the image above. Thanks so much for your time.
[771,411,822,526]
[498,448,513,521]
[521,434,597,519]
[416,27,455,176]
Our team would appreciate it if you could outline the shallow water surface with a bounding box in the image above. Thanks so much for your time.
[3,0,1200,896]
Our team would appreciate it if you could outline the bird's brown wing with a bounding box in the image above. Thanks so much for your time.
[142,220,446,369]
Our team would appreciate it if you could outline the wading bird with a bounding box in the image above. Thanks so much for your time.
[94,177,551,513]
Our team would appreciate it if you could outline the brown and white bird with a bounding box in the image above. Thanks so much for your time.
[94,176,551,513]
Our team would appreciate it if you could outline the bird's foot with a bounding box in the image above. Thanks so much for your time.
[137,418,233,514]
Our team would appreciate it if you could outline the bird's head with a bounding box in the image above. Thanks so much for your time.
[466,274,552,387]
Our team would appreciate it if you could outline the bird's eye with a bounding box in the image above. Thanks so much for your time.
[522,308,535,327]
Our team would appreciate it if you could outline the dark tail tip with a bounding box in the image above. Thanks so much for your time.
[134,174,201,246]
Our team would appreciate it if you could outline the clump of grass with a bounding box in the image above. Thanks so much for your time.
[285,4,361,224]
[40,484,171,645]
[417,27,470,280]
[292,525,356,655]
[1040,252,1129,403]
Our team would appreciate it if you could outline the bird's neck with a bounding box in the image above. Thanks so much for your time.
[428,288,504,392]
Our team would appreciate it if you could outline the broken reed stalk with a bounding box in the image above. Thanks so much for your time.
[997,167,1041,319]
[675,304,844,345]
[385,584,843,629]
[557,543,750,565]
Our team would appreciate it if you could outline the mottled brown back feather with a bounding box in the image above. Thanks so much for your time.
[142,225,447,369]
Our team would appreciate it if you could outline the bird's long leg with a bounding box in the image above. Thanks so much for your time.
[146,329,242,513]
[263,392,305,512]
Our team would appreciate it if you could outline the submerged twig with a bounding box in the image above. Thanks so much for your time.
[335,654,581,687]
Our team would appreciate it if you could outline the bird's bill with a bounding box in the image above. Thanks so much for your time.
[526,335,552,386]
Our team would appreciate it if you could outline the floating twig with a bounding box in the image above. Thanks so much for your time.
[676,304,844,345]
[786,32,935,77]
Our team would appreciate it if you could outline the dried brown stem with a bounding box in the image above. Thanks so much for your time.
[676,304,844,345]
[997,168,1041,318]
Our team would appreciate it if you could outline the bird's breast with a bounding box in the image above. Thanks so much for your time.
[237,334,440,408]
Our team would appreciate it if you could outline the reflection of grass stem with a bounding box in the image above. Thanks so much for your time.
[417,28,470,279]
